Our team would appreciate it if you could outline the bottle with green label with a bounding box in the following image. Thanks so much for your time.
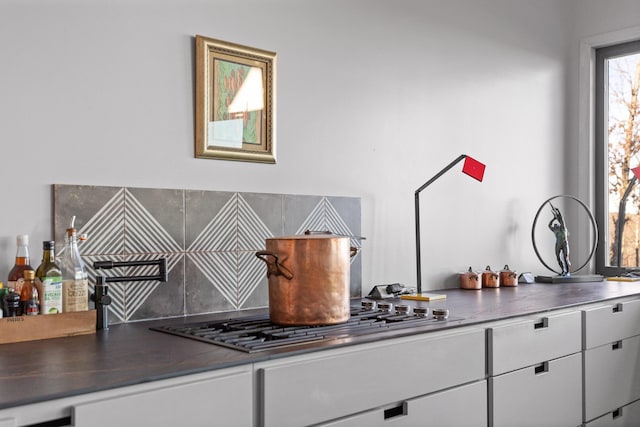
[35,240,63,315]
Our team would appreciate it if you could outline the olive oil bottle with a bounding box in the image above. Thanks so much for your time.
[35,241,63,315]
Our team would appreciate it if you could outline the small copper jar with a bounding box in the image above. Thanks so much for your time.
[482,265,499,288]
[499,264,518,287]
[460,267,481,290]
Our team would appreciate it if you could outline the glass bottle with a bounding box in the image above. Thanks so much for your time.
[35,241,63,315]
[0,282,5,318]
[3,288,20,317]
[7,234,33,296]
[21,269,39,316]
[61,226,88,312]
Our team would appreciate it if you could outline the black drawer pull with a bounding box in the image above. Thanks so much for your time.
[613,303,623,313]
[612,340,623,350]
[534,318,548,329]
[534,361,549,374]
[613,407,623,419]
[24,416,72,426]
[384,403,406,420]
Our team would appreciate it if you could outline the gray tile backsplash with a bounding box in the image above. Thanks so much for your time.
[53,184,362,324]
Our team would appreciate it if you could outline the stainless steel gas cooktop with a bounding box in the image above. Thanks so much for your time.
[151,301,462,353]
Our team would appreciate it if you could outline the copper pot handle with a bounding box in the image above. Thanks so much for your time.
[255,251,294,280]
[350,247,358,258]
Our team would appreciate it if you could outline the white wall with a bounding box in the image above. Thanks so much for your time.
[0,0,632,293]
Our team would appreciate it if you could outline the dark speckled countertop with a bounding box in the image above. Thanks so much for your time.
[2,280,640,410]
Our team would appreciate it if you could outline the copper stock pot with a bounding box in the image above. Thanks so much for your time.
[256,232,358,326]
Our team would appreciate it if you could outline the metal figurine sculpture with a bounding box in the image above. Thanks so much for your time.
[548,204,571,276]
[531,195,602,283]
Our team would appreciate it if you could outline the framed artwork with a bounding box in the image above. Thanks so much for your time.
[195,35,276,163]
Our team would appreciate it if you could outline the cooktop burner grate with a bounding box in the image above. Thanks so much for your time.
[151,305,462,353]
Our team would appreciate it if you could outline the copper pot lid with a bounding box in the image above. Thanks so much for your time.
[266,230,365,241]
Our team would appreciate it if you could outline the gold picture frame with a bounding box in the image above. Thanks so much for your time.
[195,35,276,163]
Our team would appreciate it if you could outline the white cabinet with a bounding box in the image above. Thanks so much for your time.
[487,310,581,376]
[73,365,252,427]
[583,299,640,349]
[490,353,581,427]
[487,310,582,427]
[255,327,486,427]
[0,365,253,427]
[586,399,640,427]
[318,380,487,427]
[584,299,640,424]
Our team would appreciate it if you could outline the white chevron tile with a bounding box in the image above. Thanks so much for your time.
[188,194,237,251]
[124,189,182,254]
[123,253,182,320]
[237,252,267,307]
[237,194,274,250]
[188,251,237,307]
[126,281,160,320]
[296,197,361,247]
[72,188,125,256]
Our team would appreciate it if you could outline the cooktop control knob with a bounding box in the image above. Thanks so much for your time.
[432,308,449,320]
[377,302,392,312]
[395,304,411,315]
[413,307,429,318]
[361,301,376,311]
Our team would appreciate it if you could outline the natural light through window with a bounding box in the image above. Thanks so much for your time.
[602,47,640,270]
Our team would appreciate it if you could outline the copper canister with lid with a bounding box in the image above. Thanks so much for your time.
[482,265,499,288]
[459,267,481,289]
[499,264,518,287]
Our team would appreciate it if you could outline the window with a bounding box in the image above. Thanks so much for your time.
[595,39,640,276]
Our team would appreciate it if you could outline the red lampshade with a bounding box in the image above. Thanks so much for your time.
[462,156,486,182]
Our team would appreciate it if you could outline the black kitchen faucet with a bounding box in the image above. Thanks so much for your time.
[92,258,168,330]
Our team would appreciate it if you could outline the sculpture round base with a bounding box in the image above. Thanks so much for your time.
[535,274,605,284]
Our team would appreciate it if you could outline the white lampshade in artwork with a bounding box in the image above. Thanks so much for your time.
[228,67,264,113]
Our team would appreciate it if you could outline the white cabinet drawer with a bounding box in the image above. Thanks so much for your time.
[487,310,581,375]
[583,299,640,349]
[319,380,487,427]
[257,328,485,427]
[586,399,640,427]
[73,367,252,427]
[490,352,582,427]
[584,334,640,422]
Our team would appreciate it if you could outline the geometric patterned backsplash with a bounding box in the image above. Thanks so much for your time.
[53,184,362,325]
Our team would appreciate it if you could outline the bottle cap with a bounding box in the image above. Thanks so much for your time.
[23,270,35,280]
[17,234,29,245]
[43,240,55,249]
